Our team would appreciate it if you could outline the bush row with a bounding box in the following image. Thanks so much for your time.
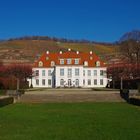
[0,97,14,107]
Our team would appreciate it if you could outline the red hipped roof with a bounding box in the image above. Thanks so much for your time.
[33,50,106,68]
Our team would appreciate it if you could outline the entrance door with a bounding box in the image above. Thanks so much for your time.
[68,79,72,87]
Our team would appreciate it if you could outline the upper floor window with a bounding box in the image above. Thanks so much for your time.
[67,59,72,64]
[100,70,104,76]
[94,70,97,76]
[68,68,72,77]
[48,70,51,76]
[75,68,79,76]
[38,61,43,67]
[35,70,39,76]
[88,70,91,76]
[42,70,45,76]
[83,70,85,76]
[60,59,64,65]
[51,61,55,67]
[75,59,79,64]
[60,68,64,76]
[96,61,100,67]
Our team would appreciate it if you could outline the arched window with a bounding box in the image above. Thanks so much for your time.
[51,61,55,67]
[96,61,100,67]
[84,61,88,66]
[38,61,43,67]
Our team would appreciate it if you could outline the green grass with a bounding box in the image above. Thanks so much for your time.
[0,90,6,95]
[0,103,140,140]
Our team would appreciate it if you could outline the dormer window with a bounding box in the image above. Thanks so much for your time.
[90,56,93,60]
[46,57,49,61]
[96,61,100,67]
[75,59,79,64]
[38,61,43,67]
[51,61,55,67]
[60,59,64,65]
[84,61,88,66]
[67,59,72,64]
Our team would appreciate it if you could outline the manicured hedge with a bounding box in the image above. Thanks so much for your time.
[0,97,14,107]
[129,97,140,106]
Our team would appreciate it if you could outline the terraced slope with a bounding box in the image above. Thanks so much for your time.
[0,39,117,64]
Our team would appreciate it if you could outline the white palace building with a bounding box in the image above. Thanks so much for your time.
[29,49,108,88]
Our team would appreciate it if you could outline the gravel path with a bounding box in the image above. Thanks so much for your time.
[18,89,125,103]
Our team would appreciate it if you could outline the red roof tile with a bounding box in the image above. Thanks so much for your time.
[34,50,105,68]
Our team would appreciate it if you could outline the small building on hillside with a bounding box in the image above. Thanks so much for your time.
[28,49,108,88]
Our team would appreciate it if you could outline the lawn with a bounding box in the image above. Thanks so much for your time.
[0,103,140,140]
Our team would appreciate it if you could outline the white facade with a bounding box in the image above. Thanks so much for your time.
[29,66,107,88]
[28,50,108,88]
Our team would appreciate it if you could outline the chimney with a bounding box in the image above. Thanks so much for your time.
[59,51,62,54]
[46,51,49,54]
[68,48,71,51]
[90,51,93,54]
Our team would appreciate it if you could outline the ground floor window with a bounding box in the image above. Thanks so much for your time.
[36,79,39,85]
[88,79,91,85]
[60,79,64,86]
[83,79,85,85]
[75,79,79,87]
[42,79,45,85]
[48,79,52,86]
[94,79,97,85]
[100,79,103,85]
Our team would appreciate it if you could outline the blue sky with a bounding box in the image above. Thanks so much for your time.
[0,0,140,42]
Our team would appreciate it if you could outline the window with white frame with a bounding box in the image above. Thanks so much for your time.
[42,70,45,76]
[84,61,88,66]
[75,59,79,64]
[88,70,91,76]
[75,79,79,87]
[100,79,103,85]
[75,68,79,76]
[48,79,51,86]
[83,79,85,85]
[60,68,64,76]
[68,68,72,77]
[94,79,97,85]
[35,70,39,76]
[48,70,51,76]
[60,59,64,64]
[100,70,104,76]
[94,70,97,76]
[88,79,91,85]
[38,61,43,67]
[96,61,100,67]
[67,59,72,64]
[83,70,85,76]
[42,79,45,85]
[60,79,64,86]
[51,61,55,67]
[36,79,39,85]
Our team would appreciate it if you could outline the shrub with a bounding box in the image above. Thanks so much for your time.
[0,97,14,107]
